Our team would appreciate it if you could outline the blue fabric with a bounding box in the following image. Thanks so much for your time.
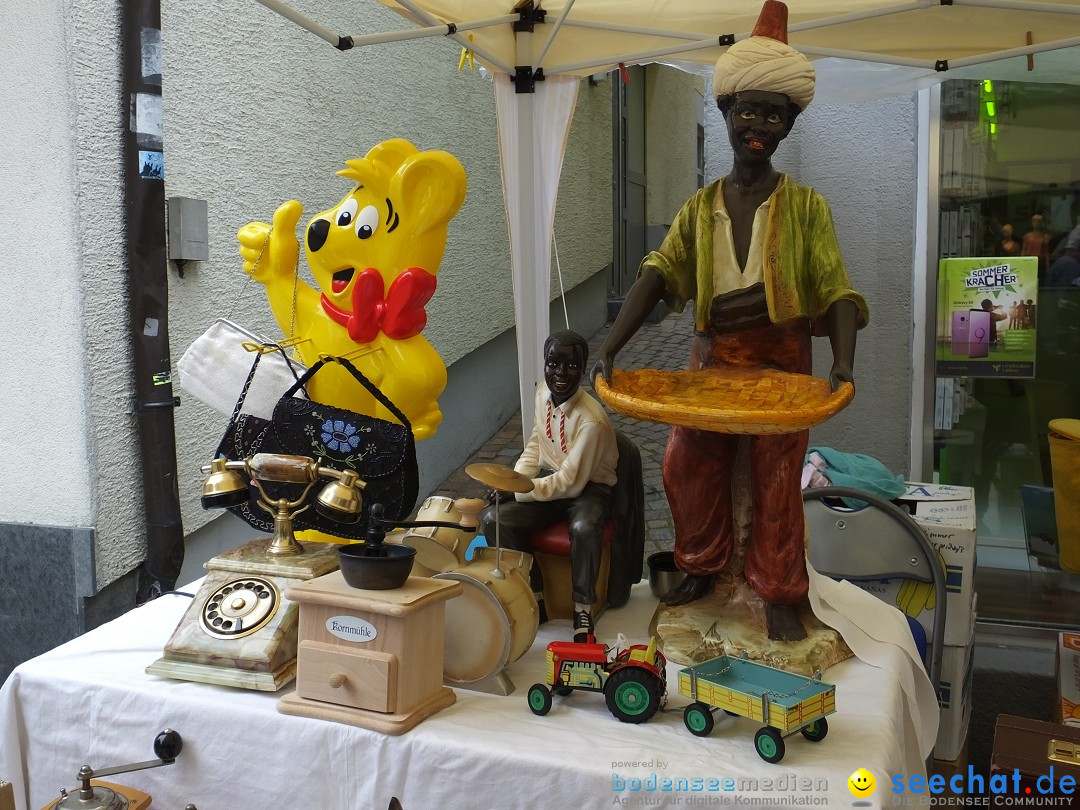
[806,446,906,501]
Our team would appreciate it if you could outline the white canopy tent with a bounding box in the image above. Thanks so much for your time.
[255,0,1080,438]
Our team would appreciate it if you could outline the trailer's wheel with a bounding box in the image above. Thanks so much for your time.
[604,668,662,723]
[553,684,574,697]
[754,727,786,764]
[683,703,714,737]
[801,718,828,742]
[527,683,552,716]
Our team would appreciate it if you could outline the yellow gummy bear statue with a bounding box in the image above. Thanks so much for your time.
[237,138,467,442]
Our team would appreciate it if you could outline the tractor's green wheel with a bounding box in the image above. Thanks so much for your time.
[527,683,552,716]
[604,668,662,724]
[683,703,714,737]
[801,718,829,742]
[754,727,786,764]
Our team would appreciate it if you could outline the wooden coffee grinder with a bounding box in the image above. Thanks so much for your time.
[278,504,463,734]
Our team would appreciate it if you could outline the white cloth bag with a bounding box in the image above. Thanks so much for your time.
[177,319,306,420]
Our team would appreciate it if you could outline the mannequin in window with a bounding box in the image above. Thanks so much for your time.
[592,0,868,642]
[999,223,1020,257]
[1022,214,1053,278]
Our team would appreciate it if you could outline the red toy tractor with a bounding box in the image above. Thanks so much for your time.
[527,636,667,723]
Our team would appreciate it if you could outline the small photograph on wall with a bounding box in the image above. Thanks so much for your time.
[936,256,1038,378]
[138,151,164,180]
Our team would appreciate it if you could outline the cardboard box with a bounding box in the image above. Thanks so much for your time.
[897,483,977,647]
[841,483,976,649]
[935,640,975,761]
[932,730,971,779]
[1058,631,1080,728]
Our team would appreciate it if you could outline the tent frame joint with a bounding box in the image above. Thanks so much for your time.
[718,33,735,46]
[335,35,354,51]
[513,0,546,32]
[935,59,949,70]
[513,65,545,92]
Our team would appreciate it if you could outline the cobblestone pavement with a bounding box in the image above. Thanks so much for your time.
[430,307,695,564]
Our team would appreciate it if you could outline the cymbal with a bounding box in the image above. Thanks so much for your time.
[465,463,535,493]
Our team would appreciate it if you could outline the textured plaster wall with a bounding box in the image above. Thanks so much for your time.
[160,0,612,536]
[0,5,115,536]
[645,68,705,228]
[706,93,919,475]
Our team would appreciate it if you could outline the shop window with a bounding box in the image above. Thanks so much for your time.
[933,79,1080,614]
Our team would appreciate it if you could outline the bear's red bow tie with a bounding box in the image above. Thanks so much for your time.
[320,267,436,343]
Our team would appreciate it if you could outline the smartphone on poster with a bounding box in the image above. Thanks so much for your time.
[969,309,990,358]
[951,311,970,356]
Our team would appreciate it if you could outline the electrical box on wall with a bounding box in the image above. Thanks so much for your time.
[167,196,209,262]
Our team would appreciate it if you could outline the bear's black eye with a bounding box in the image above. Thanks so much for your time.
[336,198,358,227]
[355,205,379,240]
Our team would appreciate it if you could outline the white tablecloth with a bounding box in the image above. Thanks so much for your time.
[0,580,928,810]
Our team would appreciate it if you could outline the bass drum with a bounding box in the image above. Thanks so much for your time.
[434,547,539,685]
[398,496,474,573]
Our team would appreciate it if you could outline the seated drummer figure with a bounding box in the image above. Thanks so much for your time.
[480,330,618,643]
[592,0,868,642]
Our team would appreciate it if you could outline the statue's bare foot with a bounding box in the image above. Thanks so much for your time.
[766,603,807,641]
[661,574,715,606]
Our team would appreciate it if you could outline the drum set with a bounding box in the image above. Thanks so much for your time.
[385,464,540,696]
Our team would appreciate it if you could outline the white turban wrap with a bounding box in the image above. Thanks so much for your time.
[712,36,815,110]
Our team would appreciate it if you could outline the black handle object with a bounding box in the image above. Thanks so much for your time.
[283,356,413,432]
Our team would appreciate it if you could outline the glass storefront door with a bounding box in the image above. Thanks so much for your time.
[932,79,1080,624]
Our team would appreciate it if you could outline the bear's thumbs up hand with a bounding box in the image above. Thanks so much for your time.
[238,200,303,281]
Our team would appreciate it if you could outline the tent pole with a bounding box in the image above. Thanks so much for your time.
[550,35,727,74]
[796,46,935,69]
[535,0,576,68]
[945,35,1080,69]
[561,18,713,40]
[513,26,543,442]
[255,0,345,48]
[786,2,926,33]
[558,2,923,43]
[954,0,1080,13]
[346,15,518,49]
[393,0,515,73]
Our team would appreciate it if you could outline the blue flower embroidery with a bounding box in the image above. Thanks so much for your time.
[321,419,361,453]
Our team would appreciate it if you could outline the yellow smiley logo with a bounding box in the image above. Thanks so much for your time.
[848,768,876,798]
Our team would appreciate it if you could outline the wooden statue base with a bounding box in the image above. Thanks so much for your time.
[278,685,456,735]
[650,573,852,677]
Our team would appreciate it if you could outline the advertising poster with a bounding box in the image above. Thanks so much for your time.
[936,256,1038,378]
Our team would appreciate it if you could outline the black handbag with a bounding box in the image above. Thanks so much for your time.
[215,354,418,539]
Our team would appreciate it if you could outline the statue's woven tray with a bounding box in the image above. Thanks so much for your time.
[594,368,854,435]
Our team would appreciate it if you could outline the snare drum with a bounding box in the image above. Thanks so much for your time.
[434,547,539,685]
[382,530,439,578]
[397,496,474,573]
